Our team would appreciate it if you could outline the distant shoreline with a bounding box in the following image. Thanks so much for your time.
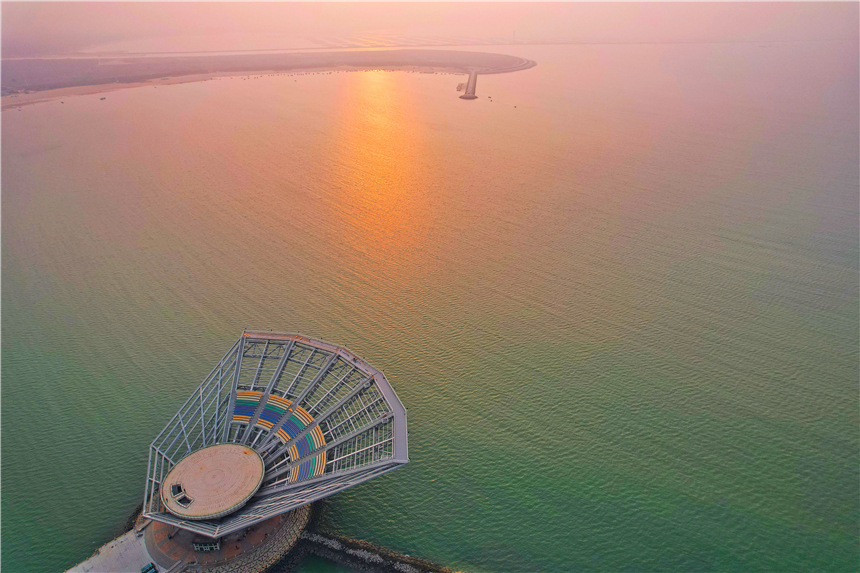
[4,67,462,110]
[1,48,536,110]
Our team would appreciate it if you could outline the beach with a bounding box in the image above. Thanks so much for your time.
[1,48,535,109]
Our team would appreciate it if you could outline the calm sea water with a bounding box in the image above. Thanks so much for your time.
[3,42,858,572]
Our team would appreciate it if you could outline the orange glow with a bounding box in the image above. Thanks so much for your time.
[330,71,429,272]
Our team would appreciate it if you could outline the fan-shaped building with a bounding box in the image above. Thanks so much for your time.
[142,331,408,539]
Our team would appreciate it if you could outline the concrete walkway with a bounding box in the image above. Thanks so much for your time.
[66,529,166,573]
[459,71,479,99]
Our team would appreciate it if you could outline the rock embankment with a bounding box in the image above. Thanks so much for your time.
[292,531,457,573]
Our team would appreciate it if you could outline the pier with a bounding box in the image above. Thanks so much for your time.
[67,501,455,573]
[459,71,478,99]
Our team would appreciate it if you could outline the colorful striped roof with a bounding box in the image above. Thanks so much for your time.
[232,391,326,480]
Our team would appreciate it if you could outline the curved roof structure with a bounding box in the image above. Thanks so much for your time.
[161,444,264,520]
[142,331,409,538]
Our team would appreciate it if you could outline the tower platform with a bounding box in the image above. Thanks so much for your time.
[162,444,264,520]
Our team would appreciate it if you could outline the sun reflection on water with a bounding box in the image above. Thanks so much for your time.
[329,71,432,273]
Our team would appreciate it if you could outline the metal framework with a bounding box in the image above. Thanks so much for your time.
[142,331,409,538]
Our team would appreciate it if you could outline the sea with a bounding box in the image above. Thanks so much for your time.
[2,42,858,572]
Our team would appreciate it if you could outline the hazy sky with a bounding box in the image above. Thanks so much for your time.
[3,3,857,57]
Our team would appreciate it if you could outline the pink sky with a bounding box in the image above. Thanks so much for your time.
[3,3,857,57]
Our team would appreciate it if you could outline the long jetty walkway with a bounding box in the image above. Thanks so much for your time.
[459,71,479,99]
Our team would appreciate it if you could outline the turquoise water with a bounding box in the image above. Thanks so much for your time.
[3,42,858,572]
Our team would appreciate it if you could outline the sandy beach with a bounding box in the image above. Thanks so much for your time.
[2,67,460,110]
[1,49,536,110]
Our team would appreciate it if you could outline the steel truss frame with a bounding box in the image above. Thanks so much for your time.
[142,331,408,538]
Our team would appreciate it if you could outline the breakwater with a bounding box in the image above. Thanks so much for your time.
[287,532,456,573]
[274,501,455,573]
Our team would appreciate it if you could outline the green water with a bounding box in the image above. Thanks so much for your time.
[292,557,352,573]
[3,42,858,572]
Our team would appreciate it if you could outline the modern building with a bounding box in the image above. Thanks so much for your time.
[142,331,409,539]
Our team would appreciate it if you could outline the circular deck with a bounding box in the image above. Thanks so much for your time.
[162,444,264,520]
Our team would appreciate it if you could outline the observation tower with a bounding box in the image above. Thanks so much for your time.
[142,331,409,542]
